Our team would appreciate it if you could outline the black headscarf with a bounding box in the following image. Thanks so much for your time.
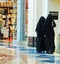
[45,14,53,26]
[45,14,56,27]
[35,16,45,33]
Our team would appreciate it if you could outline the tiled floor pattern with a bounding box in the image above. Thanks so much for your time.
[19,45,60,64]
[0,46,16,64]
[0,43,60,64]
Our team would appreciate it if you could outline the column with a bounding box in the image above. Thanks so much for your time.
[17,0,25,43]
[42,0,48,18]
[28,0,36,37]
[28,0,36,46]
[16,0,25,58]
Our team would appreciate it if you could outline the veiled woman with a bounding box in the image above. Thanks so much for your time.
[44,14,56,54]
[35,16,46,52]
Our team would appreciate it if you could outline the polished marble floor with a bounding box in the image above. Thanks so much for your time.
[0,42,60,64]
[19,45,60,64]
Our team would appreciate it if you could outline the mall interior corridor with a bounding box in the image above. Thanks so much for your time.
[0,0,60,64]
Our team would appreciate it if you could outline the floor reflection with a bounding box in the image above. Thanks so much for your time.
[0,41,60,64]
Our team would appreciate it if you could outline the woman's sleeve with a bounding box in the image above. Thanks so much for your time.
[52,21,56,27]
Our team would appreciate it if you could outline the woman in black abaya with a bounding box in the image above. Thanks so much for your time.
[44,14,56,54]
[35,16,46,53]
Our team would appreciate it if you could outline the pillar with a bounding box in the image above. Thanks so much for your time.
[42,0,48,18]
[17,0,25,43]
[28,0,36,37]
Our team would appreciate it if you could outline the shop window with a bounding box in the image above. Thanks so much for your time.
[0,0,17,42]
